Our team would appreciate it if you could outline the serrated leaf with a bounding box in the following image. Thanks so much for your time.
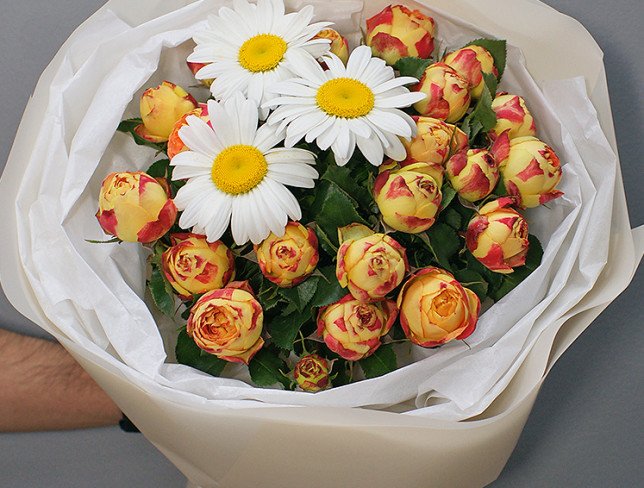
[268,309,311,351]
[149,263,176,317]
[453,269,488,300]
[321,162,374,211]
[278,277,319,312]
[359,343,397,379]
[525,234,544,271]
[467,38,507,78]
[489,234,543,301]
[440,184,458,210]
[308,266,346,309]
[248,347,290,388]
[424,223,461,270]
[175,329,227,376]
[118,117,168,153]
[147,159,171,178]
[442,207,463,230]
[117,118,142,133]
[394,56,433,80]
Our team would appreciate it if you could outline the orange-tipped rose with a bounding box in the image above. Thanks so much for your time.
[442,45,498,99]
[162,233,235,299]
[186,281,264,365]
[489,93,537,141]
[314,29,349,65]
[293,354,331,392]
[446,149,499,202]
[187,61,214,87]
[167,104,210,160]
[317,294,398,361]
[366,5,435,66]
[255,222,319,288]
[134,81,198,143]
[413,63,471,123]
[96,172,177,243]
[336,224,408,302]
[402,117,469,169]
[397,267,480,347]
[374,163,442,233]
[466,197,530,274]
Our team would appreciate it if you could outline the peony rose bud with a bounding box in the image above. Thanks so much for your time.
[187,61,214,87]
[336,224,409,302]
[134,81,198,143]
[445,149,499,202]
[317,294,398,361]
[96,172,177,243]
[402,117,469,169]
[186,281,264,364]
[374,163,442,233]
[413,63,471,123]
[167,104,210,160]
[397,267,480,347]
[314,29,349,65]
[293,354,331,392]
[366,5,435,66]
[255,222,319,288]
[442,45,498,99]
[496,135,564,208]
[162,233,235,299]
[466,197,530,274]
[489,93,537,141]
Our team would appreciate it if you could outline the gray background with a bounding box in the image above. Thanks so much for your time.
[0,0,641,486]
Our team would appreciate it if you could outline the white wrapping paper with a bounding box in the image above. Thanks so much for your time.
[0,1,641,487]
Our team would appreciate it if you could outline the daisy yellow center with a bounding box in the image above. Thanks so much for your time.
[211,145,268,195]
[238,34,288,73]
[316,78,375,119]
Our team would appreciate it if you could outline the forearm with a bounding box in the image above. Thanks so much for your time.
[0,329,122,432]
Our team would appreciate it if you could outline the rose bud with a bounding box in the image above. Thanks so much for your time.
[293,354,331,392]
[134,81,198,143]
[442,45,498,99]
[314,28,349,65]
[96,172,177,243]
[496,135,564,208]
[445,148,499,202]
[374,163,442,233]
[186,281,264,365]
[254,222,319,288]
[162,233,235,299]
[187,61,214,87]
[317,294,398,361]
[466,197,530,274]
[366,5,435,66]
[167,104,210,160]
[413,63,471,123]
[489,93,537,141]
[397,267,480,347]
[336,224,409,302]
[402,117,469,169]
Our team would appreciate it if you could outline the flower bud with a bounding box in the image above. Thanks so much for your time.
[374,163,442,233]
[489,93,537,141]
[402,117,469,168]
[466,197,530,273]
[413,63,471,123]
[255,222,319,288]
[317,295,398,361]
[162,233,235,299]
[442,45,498,99]
[397,267,480,347]
[314,29,349,65]
[186,281,264,364]
[336,224,409,302]
[445,149,499,202]
[134,81,198,143]
[366,5,435,66]
[187,61,214,87]
[293,354,331,392]
[167,104,210,160]
[96,172,177,243]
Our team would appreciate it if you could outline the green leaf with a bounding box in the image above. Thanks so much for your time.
[329,359,350,387]
[321,162,374,211]
[525,234,544,271]
[453,269,488,300]
[268,309,311,351]
[424,223,461,269]
[117,118,142,133]
[490,234,543,300]
[248,347,290,388]
[460,73,498,142]
[146,159,171,178]
[117,117,168,153]
[175,329,227,376]
[358,343,397,379]
[394,56,432,80]
[440,184,458,210]
[308,266,346,309]
[467,38,507,78]
[442,207,463,230]
[278,277,319,312]
[149,263,176,317]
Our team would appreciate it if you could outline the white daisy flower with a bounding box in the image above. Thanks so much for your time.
[264,45,427,166]
[171,93,318,245]
[188,0,331,119]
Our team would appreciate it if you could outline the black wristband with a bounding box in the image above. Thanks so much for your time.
[118,413,140,433]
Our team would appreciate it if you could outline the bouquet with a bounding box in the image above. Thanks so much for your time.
[94,0,563,392]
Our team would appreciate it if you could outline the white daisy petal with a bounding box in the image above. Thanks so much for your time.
[372,77,420,94]
[203,192,233,242]
[305,115,335,143]
[367,110,413,138]
[262,178,302,221]
[383,131,407,161]
[356,135,385,167]
[173,176,215,210]
[170,150,213,170]
[346,46,372,79]
[178,117,222,158]
[253,123,286,152]
[375,91,427,108]
[347,118,372,139]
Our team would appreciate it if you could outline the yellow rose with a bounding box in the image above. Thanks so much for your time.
[336,224,409,302]
[317,294,398,361]
[134,81,198,143]
[167,104,210,160]
[397,267,480,347]
[413,63,471,123]
[445,148,499,202]
[162,233,235,299]
[466,197,530,274]
[96,172,177,243]
[374,163,442,233]
[489,92,537,141]
[314,29,349,65]
[186,281,264,365]
[366,5,435,66]
[442,45,498,99]
[293,354,331,392]
[255,222,319,288]
[402,117,469,170]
